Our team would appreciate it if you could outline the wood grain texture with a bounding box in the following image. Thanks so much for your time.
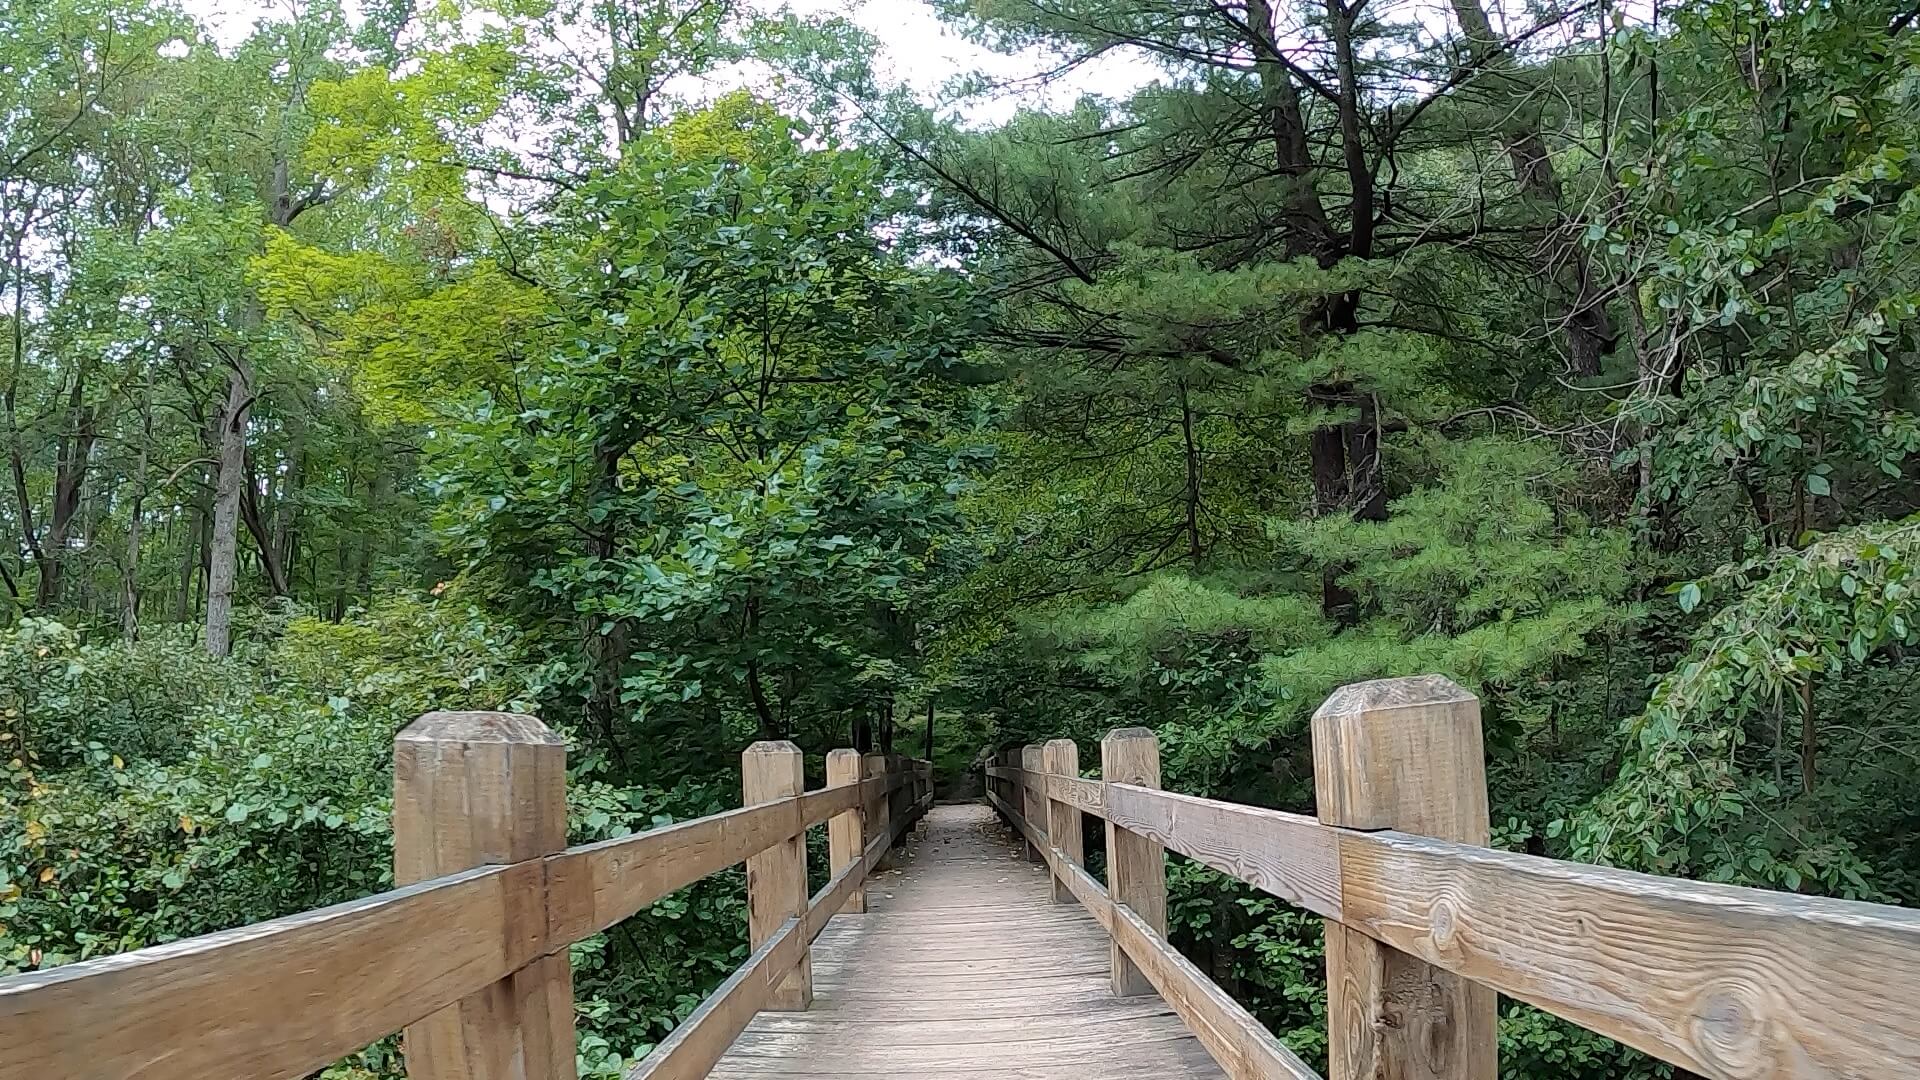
[1339,828,1920,1080]
[632,845,884,1080]
[1311,677,1496,1080]
[1102,728,1166,997]
[393,709,575,1080]
[1052,773,1107,818]
[0,863,538,1080]
[826,750,866,915]
[1045,739,1084,905]
[707,803,1224,1080]
[1055,857,1114,932]
[1104,785,1341,922]
[547,798,798,943]
[1021,744,1047,862]
[865,752,893,872]
[745,741,812,1011]
[1110,898,1323,1080]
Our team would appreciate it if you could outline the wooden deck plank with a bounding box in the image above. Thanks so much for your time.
[707,802,1225,1080]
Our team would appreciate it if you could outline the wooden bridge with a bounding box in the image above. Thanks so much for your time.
[4,675,1920,1080]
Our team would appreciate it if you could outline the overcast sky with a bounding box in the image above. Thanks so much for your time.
[174,0,1160,122]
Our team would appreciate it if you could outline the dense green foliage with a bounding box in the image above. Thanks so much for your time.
[4,0,1920,1076]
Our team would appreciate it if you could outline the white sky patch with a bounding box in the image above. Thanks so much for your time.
[174,0,1159,122]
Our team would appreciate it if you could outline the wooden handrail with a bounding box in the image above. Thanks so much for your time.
[0,715,932,1080]
[986,778,1317,1080]
[984,676,1920,1080]
[632,795,929,1080]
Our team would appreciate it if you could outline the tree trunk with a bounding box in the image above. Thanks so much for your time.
[122,390,152,641]
[1178,377,1204,566]
[1308,383,1389,620]
[205,361,252,657]
[1246,0,1336,261]
[1449,0,1617,376]
[34,374,96,610]
[585,436,634,744]
[1799,676,1817,796]
[6,235,44,607]
[240,450,290,596]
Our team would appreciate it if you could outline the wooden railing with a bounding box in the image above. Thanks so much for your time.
[0,710,931,1080]
[984,674,1920,1080]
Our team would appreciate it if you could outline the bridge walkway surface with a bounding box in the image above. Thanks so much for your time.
[709,801,1222,1079]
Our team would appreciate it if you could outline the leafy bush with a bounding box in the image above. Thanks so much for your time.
[0,596,759,1078]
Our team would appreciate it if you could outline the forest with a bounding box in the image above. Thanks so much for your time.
[3,0,1919,1076]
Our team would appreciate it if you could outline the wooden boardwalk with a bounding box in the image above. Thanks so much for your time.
[709,802,1223,1079]
[17,686,1920,1080]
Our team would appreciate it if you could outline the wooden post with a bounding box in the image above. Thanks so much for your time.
[1101,728,1165,997]
[827,748,866,914]
[865,751,892,870]
[1020,744,1045,862]
[744,740,812,1011]
[1043,738,1082,904]
[394,711,575,1080]
[1312,675,1498,1080]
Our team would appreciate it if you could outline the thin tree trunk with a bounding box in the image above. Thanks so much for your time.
[176,498,202,623]
[1246,0,1336,261]
[122,387,152,641]
[240,450,290,596]
[1799,676,1817,796]
[205,360,252,657]
[1448,0,1616,375]
[6,234,44,604]
[1178,377,1203,567]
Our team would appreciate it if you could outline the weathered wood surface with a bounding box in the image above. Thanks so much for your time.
[1051,772,1107,817]
[633,849,872,1080]
[1110,894,1322,1080]
[708,803,1223,1079]
[547,775,889,943]
[0,863,539,1080]
[1105,784,1341,922]
[1102,728,1166,997]
[743,741,812,1011]
[1044,847,1321,1080]
[1312,676,1497,1080]
[826,749,867,915]
[1045,738,1084,905]
[1339,828,1920,1080]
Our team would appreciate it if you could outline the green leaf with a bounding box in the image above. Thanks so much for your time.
[1677,583,1702,613]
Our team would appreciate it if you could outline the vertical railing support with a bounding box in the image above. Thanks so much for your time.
[1043,738,1082,903]
[826,748,866,914]
[394,711,575,1080]
[865,751,892,870]
[1101,727,1165,997]
[744,740,812,1011]
[1312,675,1497,1080]
[1020,744,1046,862]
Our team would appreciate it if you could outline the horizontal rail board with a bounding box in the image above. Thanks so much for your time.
[1105,784,1342,922]
[548,775,897,942]
[1338,829,1920,1079]
[549,799,799,942]
[1050,773,1107,817]
[0,862,541,1080]
[1111,893,1322,1080]
[1036,838,1321,1080]
[0,765,926,1080]
[1010,760,1920,1079]
[629,790,928,1080]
